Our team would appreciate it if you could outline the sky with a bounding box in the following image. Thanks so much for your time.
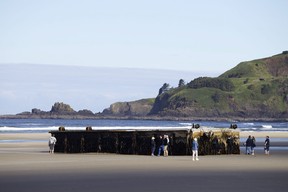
[0,0,288,114]
[0,64,214,114]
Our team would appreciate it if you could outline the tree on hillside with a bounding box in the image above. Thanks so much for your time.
[178,79,185,87]
[188,77,235,91]
[158,83,170,95]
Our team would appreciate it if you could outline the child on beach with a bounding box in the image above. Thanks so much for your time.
[192,138,199,161]
[48,134,57,153]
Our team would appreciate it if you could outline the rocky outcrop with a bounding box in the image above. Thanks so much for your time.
[77,109,94,116]
[50,102,75,114]
[102,99,154,116]
[11,102,96,119]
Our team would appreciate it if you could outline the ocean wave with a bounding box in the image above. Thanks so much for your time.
[1,120,287,133]
[262,125,273,129]
[239,128,258,131]
[240,127,288,131]
[179,123,192,126]
[0,126,60,132]
[0,125,247,132]
[0,126,193,132]
[242,123,255,126]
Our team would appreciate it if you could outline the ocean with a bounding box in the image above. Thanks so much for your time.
[0,118,287,133]
[1,119,288,152]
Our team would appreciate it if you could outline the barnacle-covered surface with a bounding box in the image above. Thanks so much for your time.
[50,127,239,155]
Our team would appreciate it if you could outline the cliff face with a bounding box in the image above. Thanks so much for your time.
[102,99,154,116]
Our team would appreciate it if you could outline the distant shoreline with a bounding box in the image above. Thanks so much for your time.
[0,114,287,122]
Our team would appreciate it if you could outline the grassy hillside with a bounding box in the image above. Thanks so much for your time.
[220,52,288,78]
[149,52,288,119]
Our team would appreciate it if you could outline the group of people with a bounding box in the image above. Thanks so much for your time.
[151,135,169,157]
[245,135,270,155]
[245,135,256,155]
[151,135,200,161]
[151,134,271,160]
[50,133,271,156]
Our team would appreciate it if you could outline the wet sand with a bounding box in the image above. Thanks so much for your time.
[1,132,288,192]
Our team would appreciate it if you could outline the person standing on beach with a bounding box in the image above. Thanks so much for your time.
[157,135,164,156]
[245,135,253,155]
[151,137,156,156]
[163,135,169,157]
[212,136,219,155]
[226,136,233,154]
[264,136,270,155]
[192,138,199,161]
[251,136,256,155]
[48,134,57,154]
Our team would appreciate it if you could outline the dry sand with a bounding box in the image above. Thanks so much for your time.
[1,132,288,192]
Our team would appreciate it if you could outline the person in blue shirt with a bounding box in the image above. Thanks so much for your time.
[157,135,164,156]
[192,138,199,161]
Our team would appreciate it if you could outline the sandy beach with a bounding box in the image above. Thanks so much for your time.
[1,132,288,192]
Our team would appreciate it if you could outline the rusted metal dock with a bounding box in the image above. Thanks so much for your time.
[49,126,240,155]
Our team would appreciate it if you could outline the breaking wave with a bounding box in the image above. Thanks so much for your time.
[0,119,287,133]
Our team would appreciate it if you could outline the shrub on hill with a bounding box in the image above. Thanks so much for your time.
[187,77,235,91]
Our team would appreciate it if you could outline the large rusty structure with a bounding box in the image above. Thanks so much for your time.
[49,126,240,155]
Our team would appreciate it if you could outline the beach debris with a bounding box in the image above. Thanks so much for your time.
[50,127,240,155]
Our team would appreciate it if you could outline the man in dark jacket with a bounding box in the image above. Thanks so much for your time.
[264,136,270,155]
[226,136,233,154]
[245,135,253,155]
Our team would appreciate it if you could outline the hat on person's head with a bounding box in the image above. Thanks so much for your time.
[152,137,155,140]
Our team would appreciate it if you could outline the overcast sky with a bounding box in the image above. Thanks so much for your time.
[0,1,287,114]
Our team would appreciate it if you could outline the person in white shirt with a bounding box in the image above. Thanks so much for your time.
[48,135,57,154]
